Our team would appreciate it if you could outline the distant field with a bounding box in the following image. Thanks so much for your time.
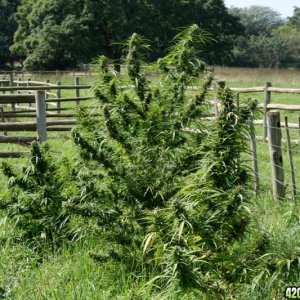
[214,66,300,88]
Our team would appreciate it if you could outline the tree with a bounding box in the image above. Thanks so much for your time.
[136,0,243,64]
[228,5,288,68]
[11,0,97,70]
[231,34,288,68]
[11,0,242,70]
[288,6,300,29]
[229,5,283,36]
[0,0,20,68]
[272,7,300,67]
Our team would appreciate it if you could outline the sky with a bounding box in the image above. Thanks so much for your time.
[224,0,298,17]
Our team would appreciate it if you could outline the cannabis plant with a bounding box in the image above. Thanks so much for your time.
[142,88,258,296]
[0,143,75,251]
[72,25,213,261]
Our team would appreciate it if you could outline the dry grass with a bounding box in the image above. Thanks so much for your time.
[214,66,300,88]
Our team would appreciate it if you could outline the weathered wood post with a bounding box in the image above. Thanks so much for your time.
[263,82,272,142]
[9,73,16,112]
[27,78,32,107]
[214,81,225,117]
[35,90,47,143]
[249,117,260,196]
[56,81,61,113]
[285,116,296,200]
[17,78,21,94]
[9,73,13,87]
[1,107,7,136]
[75,77,80,105]
[45,79,50,110]
[267,111,285,199]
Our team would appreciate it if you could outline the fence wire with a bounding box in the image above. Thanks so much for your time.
[248,116,300,199]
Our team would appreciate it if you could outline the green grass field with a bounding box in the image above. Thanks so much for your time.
[1,67,300,299]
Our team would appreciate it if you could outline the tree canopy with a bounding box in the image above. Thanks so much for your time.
[10,0,242,70]
[0,0,20,68]
[2,1,300,70]
[228,5,288,68]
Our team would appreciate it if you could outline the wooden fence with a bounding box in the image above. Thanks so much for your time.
[228,82,300,200]
[1,76,300,200]
[0,69,93,79]
[0,76,92,157]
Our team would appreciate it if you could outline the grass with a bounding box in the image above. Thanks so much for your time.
[214,66,300,88]
[1,67,300,299]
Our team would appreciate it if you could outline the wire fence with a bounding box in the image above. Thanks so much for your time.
[248,111,300,200]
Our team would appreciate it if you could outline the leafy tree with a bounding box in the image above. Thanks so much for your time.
[0,0,20,68]
[273,7,300,67]
[288,6,300,29]
[11,0,96,70]
[232,34,288,68]
[229,5,288,67]
[229,6,283,36]
[11,0,242,70]
[138,0,243,64]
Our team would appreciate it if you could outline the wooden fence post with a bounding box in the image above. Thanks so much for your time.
[9,73,16,112]
[35,90,47,143]
[1,107,7,136]
[75,77,80,105]
[249,117,260,196]
[27,78,32,107]
[263,82,272,142]
[285,116,296,200]
[17,78,21,94]
[214,81,225,117]
[56,81,61,113]
[267,111,285,199]
[45,79,50,110]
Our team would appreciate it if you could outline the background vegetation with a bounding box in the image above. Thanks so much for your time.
[2,0,300,70]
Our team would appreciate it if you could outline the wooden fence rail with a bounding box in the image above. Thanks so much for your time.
[1,78,300,203]
[0,77,92,157]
